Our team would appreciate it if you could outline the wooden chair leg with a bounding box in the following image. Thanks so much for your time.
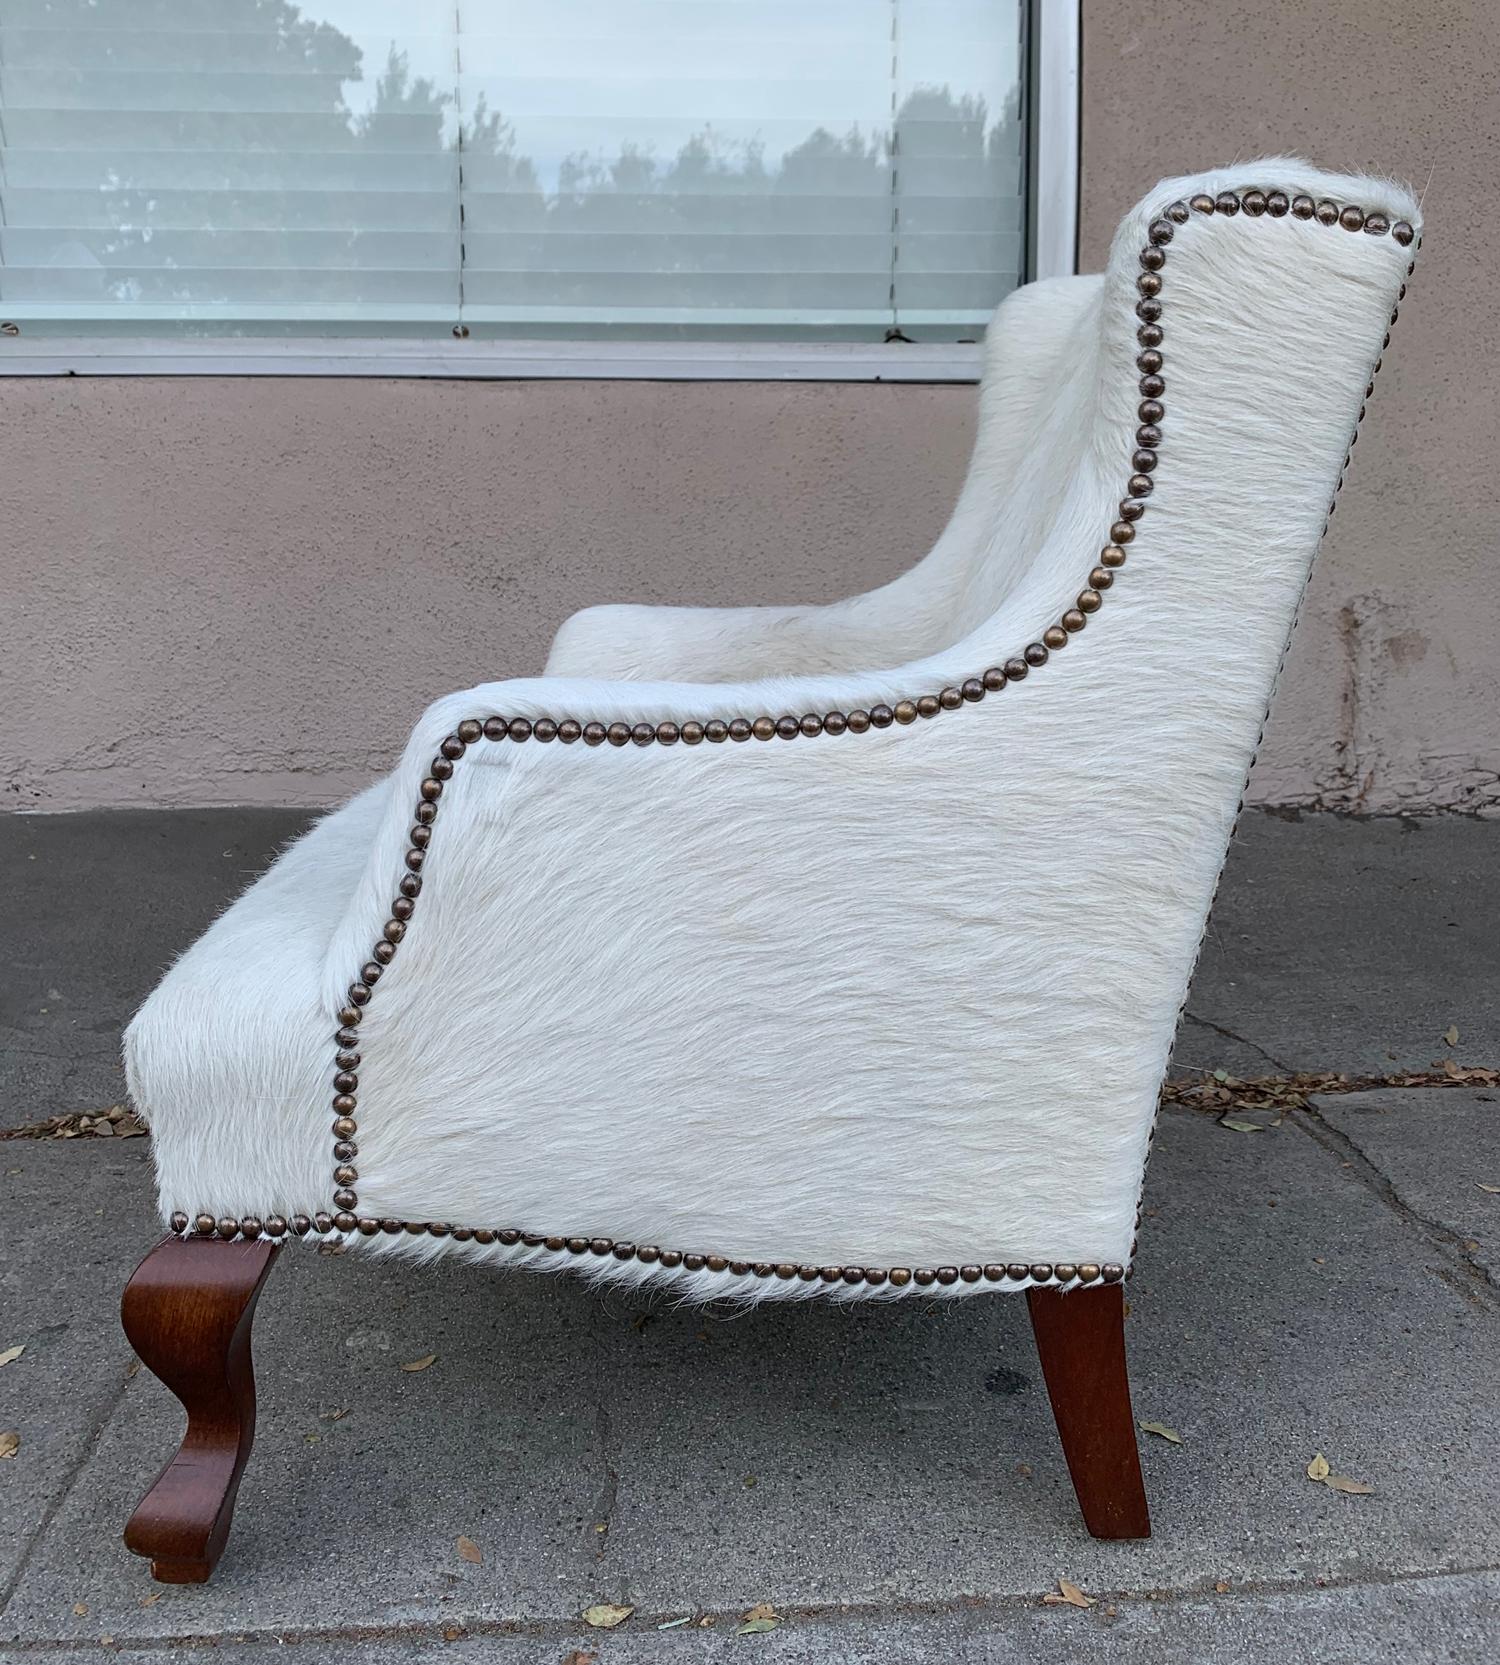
[1026,1282,1151,1539]
[121,1234,280,1583]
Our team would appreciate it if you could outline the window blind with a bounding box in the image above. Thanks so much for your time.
[0,0,1027,341]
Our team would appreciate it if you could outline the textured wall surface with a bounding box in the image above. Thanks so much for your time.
[3,0,1495,813]
[2,378,968,808]
[1081,0,1499,813]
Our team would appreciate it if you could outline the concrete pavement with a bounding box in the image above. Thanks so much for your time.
[1,809,1497,1662]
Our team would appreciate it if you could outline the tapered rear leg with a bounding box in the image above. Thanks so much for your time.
[1027,1282,1151,1539]
[121,1235,280,1583]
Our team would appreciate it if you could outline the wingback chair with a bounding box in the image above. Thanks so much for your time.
[120,160,1420,1582]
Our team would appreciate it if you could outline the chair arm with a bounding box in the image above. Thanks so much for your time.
[323,659,951,1005]
[544,599,848,684]
[318,659,1184,1274]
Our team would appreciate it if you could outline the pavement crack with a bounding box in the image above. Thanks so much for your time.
[1293,1104,1499,1308]
[589,1397,619,1562]
[1181,1011,1291,1071]
[5,1561,1500,1653]
[0,1355,135,1621]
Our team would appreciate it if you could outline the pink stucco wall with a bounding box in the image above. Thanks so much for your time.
[3,377,970,808]
[1079,0,1499,814]
[4,0,1496,814]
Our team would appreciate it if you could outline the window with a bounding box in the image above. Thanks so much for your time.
[0,0,1077,374]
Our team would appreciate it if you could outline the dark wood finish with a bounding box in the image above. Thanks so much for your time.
[121,1235,280,1583]
[1027,1283,1151,1539]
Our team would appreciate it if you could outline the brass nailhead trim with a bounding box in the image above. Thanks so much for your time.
[171,1205,1121,1291]
[171,188,1414,1287]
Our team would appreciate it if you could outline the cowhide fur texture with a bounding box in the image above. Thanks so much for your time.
[126,160,1420,1303]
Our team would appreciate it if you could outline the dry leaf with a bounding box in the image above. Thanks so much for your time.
[742,1604,778,1622]
[1139,1420,1183,1444]
[456,1535,481,1564]
[1042,1577,1096,1609]
[73,1603,88,1617]
[1325,1474,1375,1495]
[1443,1025,1459,1047]
[564,1652,598,1665]
[0,1431,19,1459]
[1214,1580,1230,1594]
[442,1625,463,1642]
[400,1354,437,1372]
[1306,1453,1330,1482]
[582,1602,634,1630]
[735,1617,779,1635]
[1219,1118,1264,1134]
[139,1593,162,1609]
[0,1345,24,1368]
[1477,1184,1500,1195]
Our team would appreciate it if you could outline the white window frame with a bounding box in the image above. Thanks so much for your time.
[0,0,1079,385]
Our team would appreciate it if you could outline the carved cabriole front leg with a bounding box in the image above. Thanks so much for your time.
[121,1235,280,1583]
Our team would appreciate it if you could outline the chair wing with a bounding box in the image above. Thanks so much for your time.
[128,161,1419,1302]
[542,274,1105,685]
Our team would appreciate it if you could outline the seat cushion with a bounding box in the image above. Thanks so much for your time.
[125,781,392,1223]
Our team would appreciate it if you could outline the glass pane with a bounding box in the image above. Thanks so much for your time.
[0,0,1027,342]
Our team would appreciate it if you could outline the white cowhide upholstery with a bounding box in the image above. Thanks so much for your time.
[127,161,1419,1301]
